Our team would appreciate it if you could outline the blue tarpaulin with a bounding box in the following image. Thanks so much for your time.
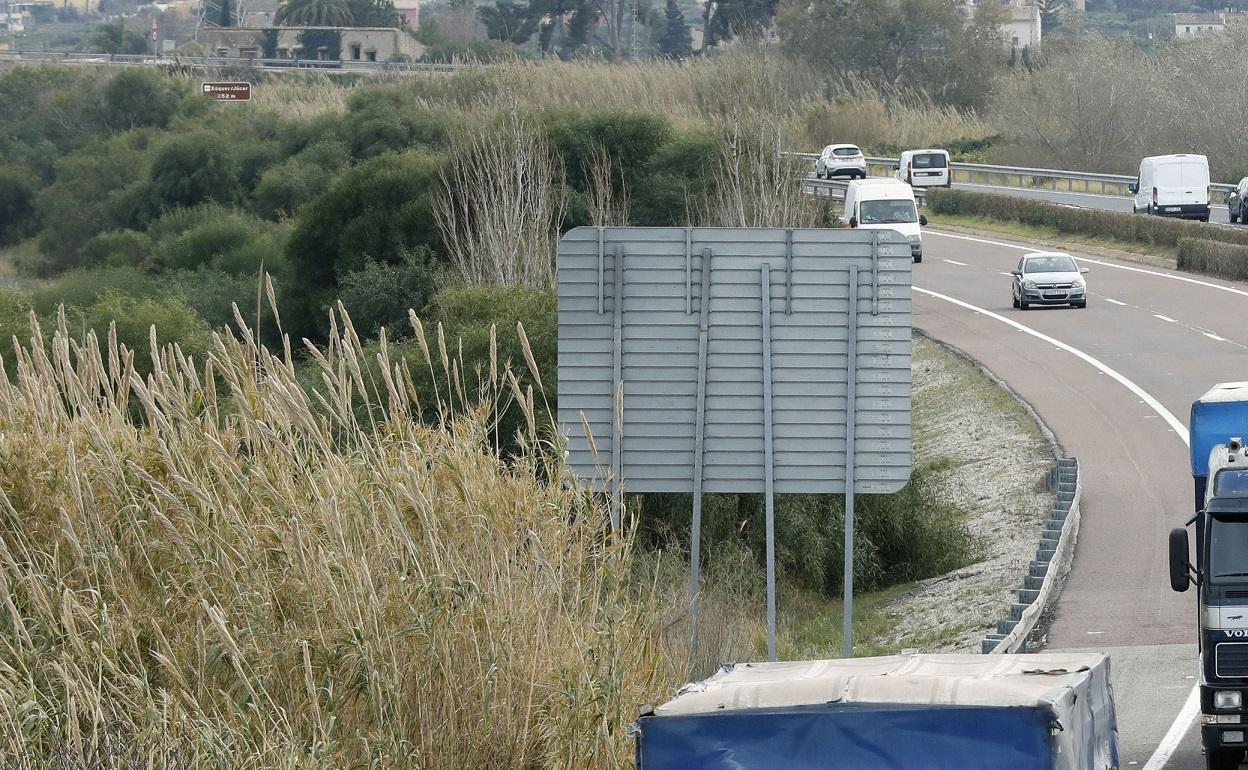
[637,702,1054,770]
[1191,384,1248,476]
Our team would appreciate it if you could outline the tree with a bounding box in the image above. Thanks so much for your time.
[214,0,235,27]
[297,28,344,58]
[89,19,150,55]
[149,132,241,209]
[99,69,182,131]
[707,0,775,44]
[274,0,353,26]
[1037,0,1066,31]
[478,0,540,43]
[656,0,692,58]
[346,0,401,26]
[777,0,1005,110]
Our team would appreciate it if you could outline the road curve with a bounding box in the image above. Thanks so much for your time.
[918,228,1248,769]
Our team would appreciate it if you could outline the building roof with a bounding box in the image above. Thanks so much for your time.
[1175,12,1223,25]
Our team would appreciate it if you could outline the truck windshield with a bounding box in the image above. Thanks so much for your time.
[1209,516,1248,582]
[1216,469,1248,496]
[858,200,917,224]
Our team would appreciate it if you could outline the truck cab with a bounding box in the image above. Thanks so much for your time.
[1170,383,1248,770]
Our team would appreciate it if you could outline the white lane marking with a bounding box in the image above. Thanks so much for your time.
[1105,298,1128,306]
[1141,685,1200,770]
[1206,332,1228,342]
[943,259,968,266]
[915,285,1198,770]
[915,287,1189,441]
[1154,314,1177,323]
[928,230,1248,300]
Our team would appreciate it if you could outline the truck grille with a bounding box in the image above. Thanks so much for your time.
[1216,643,1248,678]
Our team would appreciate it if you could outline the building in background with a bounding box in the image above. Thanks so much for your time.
[202,26,425,60]
[393,0,419,29]
[1174,12,1225,38]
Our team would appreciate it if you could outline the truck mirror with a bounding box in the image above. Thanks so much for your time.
[919,215,928,227]
[1128,183,1139,194]
[849,217,858,228]
[1169,527,1191,592]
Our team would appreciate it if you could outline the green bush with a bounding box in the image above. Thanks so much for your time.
[343,87,458,159]
[541,109,674,192]
[336,248,439,339]
[81,229,155,269]
[0,166,39,246]
[149,131,242,209]
[0,288,35,369]
[79,290,212,377]
[163,268,283,350]
[287,150,445,290]
[251,159,334,219]
[1177,238,1248,280]
[638,464,973,594]
[632,129,718,226]
[30,266,165,317]
[927,189,1248,250]
[98,69,184,132]
[160,213,291,278]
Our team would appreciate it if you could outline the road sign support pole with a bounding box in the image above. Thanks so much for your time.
[609,244,624,534]
[688,247,712,672]
[762,264,777,662]
[843,264,859,658]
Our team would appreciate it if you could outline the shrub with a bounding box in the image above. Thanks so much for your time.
[250,159,333,219]
[631,129,718,226]
[1177,238,1248,280]
[163,267,284,350]
[81,229,155,268]
[78,289,212,377]
[160,213,292,278]
[0,288,35,368]
[343,86,458,159]
[287,150,445,289]
[30,266,165,317]
[541,109,674,192]
[149,131,242,209]
[927,189,1248,250]
[98,69,184,131]
[336,248,439,339]
[0,166,38,246]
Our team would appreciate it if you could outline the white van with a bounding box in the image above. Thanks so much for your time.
[1129,154,1210,221]
[896,149,951,188]
[842,178,926,263]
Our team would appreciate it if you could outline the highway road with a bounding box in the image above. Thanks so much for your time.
[917,227,1248,769]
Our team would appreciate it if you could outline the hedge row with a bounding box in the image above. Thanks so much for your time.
[1177,238,1248,281]
[927,189,1248,250]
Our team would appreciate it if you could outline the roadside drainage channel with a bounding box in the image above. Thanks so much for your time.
[983,457,1081,654]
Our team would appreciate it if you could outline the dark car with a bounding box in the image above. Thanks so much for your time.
[1228,177,1248,224]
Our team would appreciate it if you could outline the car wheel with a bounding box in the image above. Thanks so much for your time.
[1200,215,1210,223]
[1147,204,1154,216]
[1074,301,1087,309]
[1206,748,1244,770]
[1012,294,1020,309]
[1232,211,1240,224]
[913,254,921,263]
[1019,300,1029,310]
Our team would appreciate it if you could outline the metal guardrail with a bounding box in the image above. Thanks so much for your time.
[803,175,927,206]
[789,152,1238,200]
[0,49,470,73]
[983,457,1081,654]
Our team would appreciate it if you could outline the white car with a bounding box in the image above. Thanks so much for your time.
[1010,252,1088,310]
[816,144,867,180]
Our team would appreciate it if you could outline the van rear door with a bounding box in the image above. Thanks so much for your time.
[1156,159,1208,206]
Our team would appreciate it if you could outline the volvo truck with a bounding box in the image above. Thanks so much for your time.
[1170,382,1248,770]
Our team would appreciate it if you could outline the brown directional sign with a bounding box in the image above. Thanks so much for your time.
[201,82,252,102]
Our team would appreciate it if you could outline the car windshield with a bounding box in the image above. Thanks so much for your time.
[1023,255,1078,273]
[833,147,861,157]
[912,153,947,169]
[858,199,917,224]
[1209,516,1248,582]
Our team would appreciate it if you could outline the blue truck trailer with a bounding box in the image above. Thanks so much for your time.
[1170,382,1248,770]
[635,652,1119,770]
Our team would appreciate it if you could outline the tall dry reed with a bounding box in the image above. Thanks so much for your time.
[0,300,678,768]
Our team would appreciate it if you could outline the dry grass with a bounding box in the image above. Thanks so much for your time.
[245,54,999,152]
[0,301,683,768]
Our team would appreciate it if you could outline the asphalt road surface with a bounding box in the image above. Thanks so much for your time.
[917,228,1248,769]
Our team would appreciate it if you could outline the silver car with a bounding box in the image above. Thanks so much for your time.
[1011,252,1088,309]
[816,144,867,180]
